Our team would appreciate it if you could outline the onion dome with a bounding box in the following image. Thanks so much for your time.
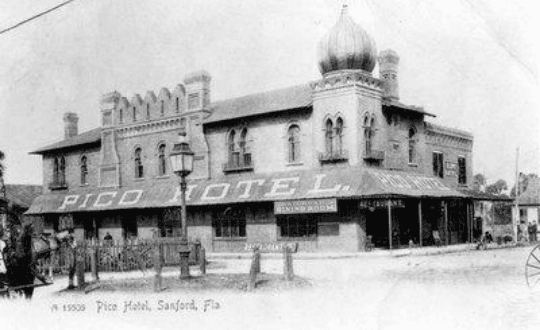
[317,5,377,75]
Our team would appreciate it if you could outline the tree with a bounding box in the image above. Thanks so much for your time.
[511,173,539,197]
[485,179,508,195]
[472,173,486,192]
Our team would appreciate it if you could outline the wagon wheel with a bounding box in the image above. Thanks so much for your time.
[525,244,540,287]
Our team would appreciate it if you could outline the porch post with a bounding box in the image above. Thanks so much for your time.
[443,201,449,245]
[418,200,423,247]
[387,200,393,250]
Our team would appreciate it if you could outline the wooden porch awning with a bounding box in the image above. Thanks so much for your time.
[26,167,466,215]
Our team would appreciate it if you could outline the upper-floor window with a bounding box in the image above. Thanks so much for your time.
[458,157,467,184]
[80,155,88,185]
[239,129,251,167]
[134,147,144,178]
[432,152,444,178]
[335,117,344,154]
[158,144,167,176]
[119,109,123,124]
[287,125,301,163]
[364,116,374,155]
[325,119,333,155]
[133,107,137,122]
[176,97,180,112]
[228,130,237,166]
[51,156,67,189]
[146,103,150,118]
[59,156,66,184]
[160,100,165,117]
[224,128,252,172]
[408,128,416,164]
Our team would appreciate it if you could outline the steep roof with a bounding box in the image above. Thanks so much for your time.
[30,127,102,155]
[518,178,540,206]
[4,184,43,209]
[204,84,313,124]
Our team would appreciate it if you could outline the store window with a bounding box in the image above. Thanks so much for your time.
[278,216,317,239]
[213,207,246,239]
[432,152,444,178]
[458,157,467,184]
[134,147,144,178]
[158,144,167,176]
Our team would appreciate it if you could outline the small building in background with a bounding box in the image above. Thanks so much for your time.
[516,178,540,241]
[0,184,43,229]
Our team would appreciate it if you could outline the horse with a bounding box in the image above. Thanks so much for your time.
[1,224,68,299]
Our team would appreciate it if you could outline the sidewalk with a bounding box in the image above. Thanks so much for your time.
[206,242,523,260]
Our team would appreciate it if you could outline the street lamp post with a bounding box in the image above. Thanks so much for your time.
[169,132,195,279]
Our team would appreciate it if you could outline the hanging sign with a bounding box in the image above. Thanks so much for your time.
[445,162,458,177]
[274,198,337,214]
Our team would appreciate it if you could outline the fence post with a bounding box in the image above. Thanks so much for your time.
[248,247,261,291]
[199,246,206,275]
[90,238,99,282]
[76,246,86,290]
[154,242,163,292]
[283,246,294,281]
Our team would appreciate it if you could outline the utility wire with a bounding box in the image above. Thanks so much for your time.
[0,0,76,36]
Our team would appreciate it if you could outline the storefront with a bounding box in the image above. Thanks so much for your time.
[27,167,472,252]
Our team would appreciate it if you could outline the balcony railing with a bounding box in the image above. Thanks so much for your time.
[223,152,253,173]
[319,149,348,163]
[363,149,385,161]
[49,179,67,190]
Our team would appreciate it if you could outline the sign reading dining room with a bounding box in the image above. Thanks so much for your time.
[274,198,338,214]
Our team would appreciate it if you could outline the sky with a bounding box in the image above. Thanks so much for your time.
[0,0,538,187]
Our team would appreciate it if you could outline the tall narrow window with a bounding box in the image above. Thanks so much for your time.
[158,144,167,176]
[53,157,59,184]
[458,157,467,184]
[432,152,444,178]
[408,128,416,164]
[146,103,150,118]
[59,156,66,185]
[176,97,179,112]
[160,100,165,116]
[80,155,88,185]
[228,130,238,167]
[325,119,333,155]
[119,109,123,124]
[135,148,144,178]
[335,117,344,154]
[239,129,251,167]
[364,117,372,155]
[288,125,301,163]
[133,107,137,122]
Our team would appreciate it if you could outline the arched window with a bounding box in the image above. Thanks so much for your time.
[158,144,167,176]
[119,109,123,124]
[53,157,59,184]
[133,107,137,122]
[134,148,144,178]
[160,100,165,116]
[80,155,88,185]
[408,128,416,164]
[325,119,333,155]
[228,130,238,167]
[176,97,179,112]
[335,117,344,154]
[59,156,66,185]
[288,125,301,163]
[364,116,373,155]
[239,129,251,167]
[146,103,150,118]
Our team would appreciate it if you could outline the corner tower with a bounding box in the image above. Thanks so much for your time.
[312,5,384,167]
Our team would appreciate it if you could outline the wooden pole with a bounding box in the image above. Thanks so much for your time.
[387,200,393,250]
[283,246,294,281]
[418,200,423,247]
[153,242,163,292]
[248,247,261,291]
[76,247,86,290]
[199,246,206,275]
[443,201,449,246]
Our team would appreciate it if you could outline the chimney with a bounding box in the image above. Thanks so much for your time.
[183,70,211,111]
[378,49,400,101]
[63,112,79,139]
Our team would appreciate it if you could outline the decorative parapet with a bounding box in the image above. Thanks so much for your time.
[319,149,348,163]
[310,71,383,92]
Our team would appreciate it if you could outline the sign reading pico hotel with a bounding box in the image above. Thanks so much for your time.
[274,198,338,214]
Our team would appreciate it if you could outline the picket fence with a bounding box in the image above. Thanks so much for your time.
[37,238,202,274]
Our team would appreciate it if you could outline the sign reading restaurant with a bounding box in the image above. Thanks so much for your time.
[274,199,337,214]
